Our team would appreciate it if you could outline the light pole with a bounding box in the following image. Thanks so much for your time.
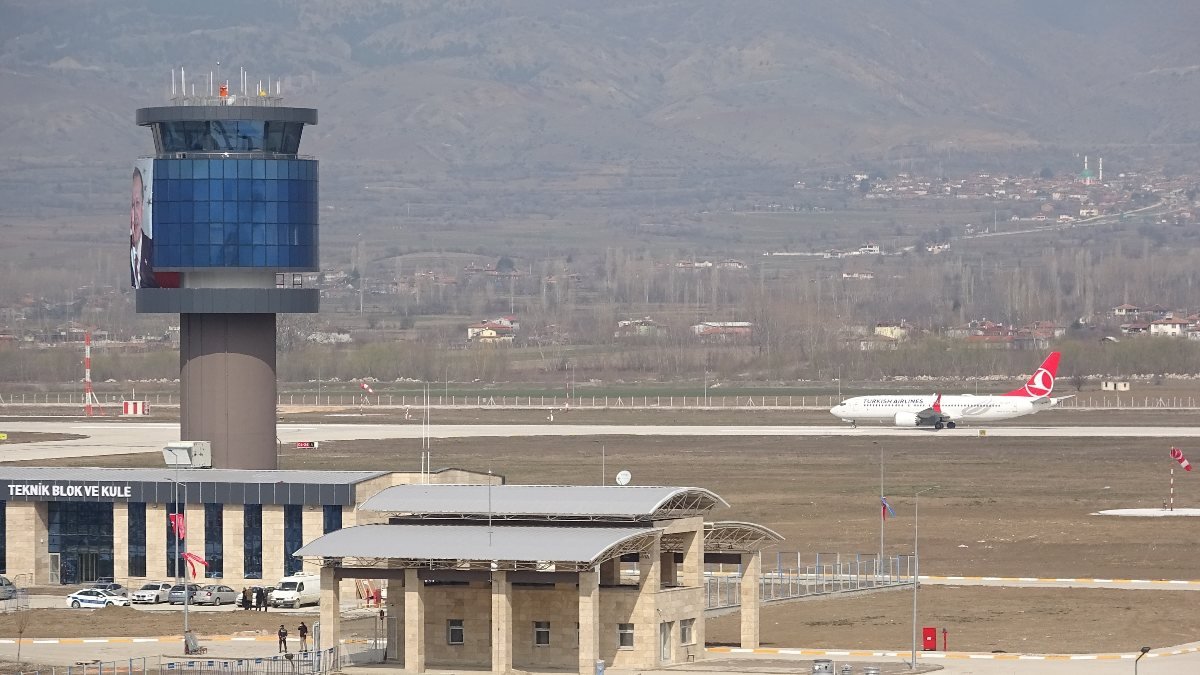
[911,486,938,669]
[1135,646,1150,674]
[166,476,191,637]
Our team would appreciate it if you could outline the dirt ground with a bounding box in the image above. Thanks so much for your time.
[9,417,1200,653]
[0,605,319,638]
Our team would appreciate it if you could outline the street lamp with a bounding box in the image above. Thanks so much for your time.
[1135,646,1150,674]
[164,476,191,638]
[163,442,207,651]
[911,486,938,670]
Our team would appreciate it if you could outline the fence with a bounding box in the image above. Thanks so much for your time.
[0,588,30,613]
[705,553,916,611]
[16,648,354,675]
[2,392,1199,410]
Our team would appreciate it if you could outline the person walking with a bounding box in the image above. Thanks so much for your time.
[277,625,288,653]
[255,587,266,611]
[298,622,309,651]
[241,587,252,611]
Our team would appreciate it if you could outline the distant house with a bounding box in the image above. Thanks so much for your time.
[467,316,519,343]
[691,321,753,342]
[1150,318,1190,338]
[849,335,898,351]
[614,318,667,340]
[841,271,876,280]
[1112,304,1141,317]
[874,322,908,340]
[1120,322,1150,335]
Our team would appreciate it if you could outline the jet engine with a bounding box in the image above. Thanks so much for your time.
[893,412,921,427]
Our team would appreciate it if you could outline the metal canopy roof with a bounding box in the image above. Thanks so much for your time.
[702,521,785,552]
[295,523,661,572]
[0,467,387,484]
[359,484,727,521]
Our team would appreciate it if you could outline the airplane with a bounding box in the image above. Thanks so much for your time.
[829,352,1070,429]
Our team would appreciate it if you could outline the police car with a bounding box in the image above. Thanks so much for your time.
[66,588,132,608]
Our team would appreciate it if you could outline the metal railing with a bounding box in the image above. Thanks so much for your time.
[16,648,351,675]
[705,553,916,611]
[2,392,1199,410]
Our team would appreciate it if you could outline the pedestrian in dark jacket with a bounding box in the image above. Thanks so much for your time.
[241,587,252,610]
[277,625,288,653]
[256,587,267,611]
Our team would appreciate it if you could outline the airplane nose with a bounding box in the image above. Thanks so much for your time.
[830,403,844,416]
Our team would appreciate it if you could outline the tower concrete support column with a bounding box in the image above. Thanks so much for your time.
[491,570,513,674]
[739,551,761,649]
[578,570,600,675]
[180,313,277,470]
[319,566,340,654]
[403,568,425,673]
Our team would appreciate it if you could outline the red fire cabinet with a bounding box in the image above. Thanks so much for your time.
[922,627,937,651]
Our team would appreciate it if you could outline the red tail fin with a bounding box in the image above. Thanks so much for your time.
[932,393,942,412]
[1003,352,1060,397]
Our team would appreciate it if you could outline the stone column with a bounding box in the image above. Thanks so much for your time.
[599,558,620,586]
[301,506,323,575]
[319,565,340,654]
[261,505,285,582]
[147,503,167,581]
[491,570,512,674]
[739,551,761,649]
[635,536,661,666]
[404,567,425,673]
[681,526,703,587]
[223,505,245,585]
[578,570,600,675]
[112,503,129,581]
[4,502,46,584]
[386,576,404,661]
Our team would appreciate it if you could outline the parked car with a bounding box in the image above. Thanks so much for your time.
[195,585,238,606]
[89,582,128,597]
[167,583,202,605]
[270,573,320,608]
[131,581,173,604]
[67,588,131,609]
[0,575,16,601]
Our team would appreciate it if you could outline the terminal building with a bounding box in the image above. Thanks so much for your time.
[0,466,493,587]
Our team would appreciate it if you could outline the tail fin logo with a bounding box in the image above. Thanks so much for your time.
[1025,367,1054,397]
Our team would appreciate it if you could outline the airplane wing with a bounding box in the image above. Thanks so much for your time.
[913,394,953,425]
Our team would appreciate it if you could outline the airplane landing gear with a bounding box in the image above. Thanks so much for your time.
[934,421,945,430]
[947,421,957,429]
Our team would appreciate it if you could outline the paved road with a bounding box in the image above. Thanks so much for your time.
[2,421,1199,462]
[920,575,1200,591]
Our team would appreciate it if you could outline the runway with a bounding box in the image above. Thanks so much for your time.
[0,420,1198,462]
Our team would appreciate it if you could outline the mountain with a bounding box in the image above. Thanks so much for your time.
[1,1,1199,220]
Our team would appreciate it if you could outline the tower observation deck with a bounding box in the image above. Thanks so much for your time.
[132,78,319,469]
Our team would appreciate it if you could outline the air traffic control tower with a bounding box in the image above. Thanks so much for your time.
[132,76,318,469]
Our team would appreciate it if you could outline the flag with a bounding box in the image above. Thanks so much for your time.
[881,496,896,520]
[169,513,186,539]
[360,382,374,394]
[181,552,209,579]
[1170,447,1193,472]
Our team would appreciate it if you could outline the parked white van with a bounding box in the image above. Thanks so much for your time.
[270,573,320,608]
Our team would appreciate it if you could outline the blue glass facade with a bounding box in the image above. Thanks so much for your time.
[243,505,262,579]
[205,503,223,579]
[50,502,114,584]
[128,502,146,578]
[152,120,304,154]
[150,158,318,270]
[323,505,342,534]
[284,505,303,576]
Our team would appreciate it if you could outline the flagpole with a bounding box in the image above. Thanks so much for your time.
[879,443,884,580]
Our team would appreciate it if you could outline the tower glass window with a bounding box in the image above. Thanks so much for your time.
[204,503,223,579]
[284,505,303,576]
[244,504,262,579]
[50,502,114,585]
[323,505,342,534]
[127,502,146,578]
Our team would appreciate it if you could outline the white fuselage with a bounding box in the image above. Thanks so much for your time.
[831,394,1041,424]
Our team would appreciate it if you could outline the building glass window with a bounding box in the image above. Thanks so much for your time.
[322,505,342,534]
[447,619,464,645]
[49,502,114,585]
[243,505,262,579]
[284,505,303,576]
[204,504,223,579]
[166,502,184,578]
[618,623,635,649]
[127,502,146,578]
[680,618,695,645]
[149,158,319,271]
[533,621,551,647]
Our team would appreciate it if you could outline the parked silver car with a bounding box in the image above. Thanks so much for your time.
[194,584,238,606]
[167,583,201,605]
[131,581,173,604]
